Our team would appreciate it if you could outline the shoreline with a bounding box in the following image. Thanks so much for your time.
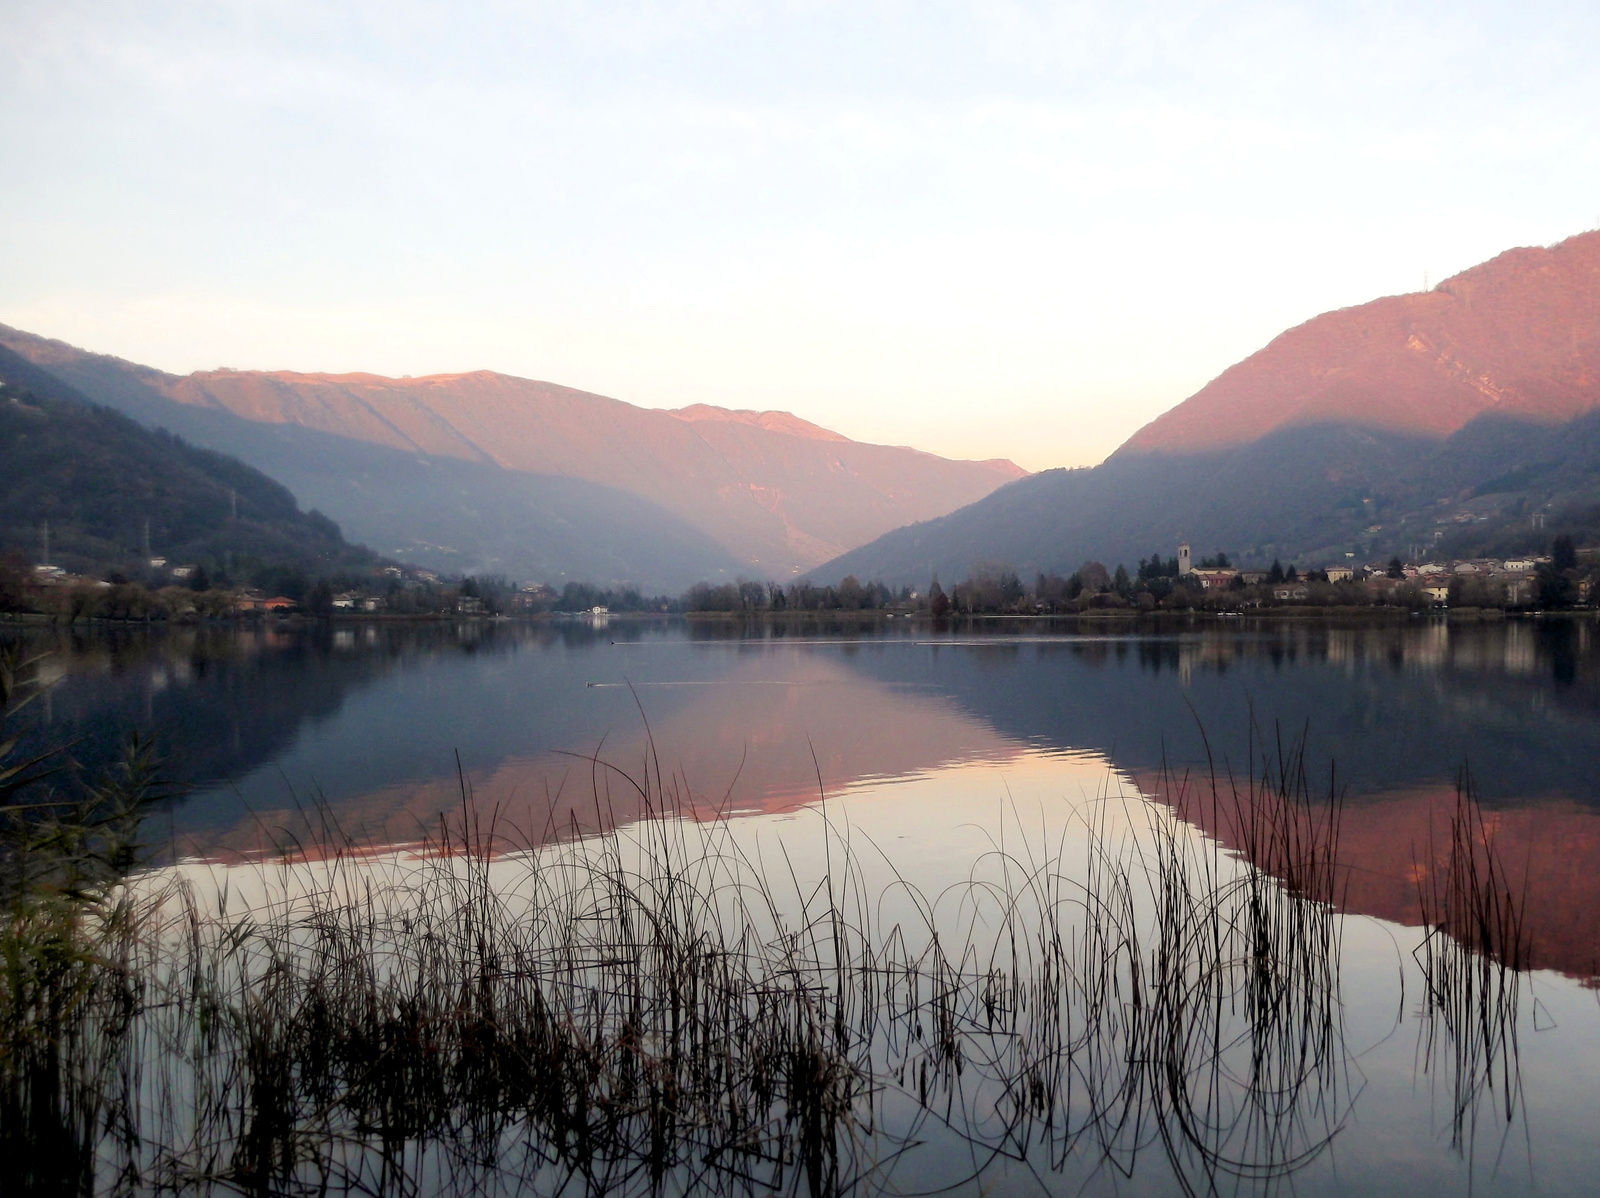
[4,606,1595,631]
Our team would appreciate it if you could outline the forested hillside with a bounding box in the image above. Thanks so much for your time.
[0,345,380,586]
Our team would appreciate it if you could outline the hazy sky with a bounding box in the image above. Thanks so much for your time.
[4,1,1598,470]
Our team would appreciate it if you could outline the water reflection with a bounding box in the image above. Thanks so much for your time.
[10,617,1600,1192]
[204,651,1027,859]
[110,745,1600,1197]
[9,617,1600,980]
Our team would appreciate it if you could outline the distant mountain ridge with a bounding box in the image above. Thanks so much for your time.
[820,229,1600,586]
[670,404,851,442]
[0,325,1024,588]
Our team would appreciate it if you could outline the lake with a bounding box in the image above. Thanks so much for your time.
[10,614,1600,1195]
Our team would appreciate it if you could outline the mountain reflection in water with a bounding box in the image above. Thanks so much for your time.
[12,616,1600,981]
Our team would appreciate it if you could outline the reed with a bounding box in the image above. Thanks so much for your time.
[0,675,1500,1198]
[0,649,161,1194]
[1412,772,1531,1163]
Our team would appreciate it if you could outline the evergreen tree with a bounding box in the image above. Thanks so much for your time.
[1553,534,1578,572]
[307,579,335,616]
[999,570,1023,606]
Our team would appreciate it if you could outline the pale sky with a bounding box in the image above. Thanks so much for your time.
[4,1,1599,470]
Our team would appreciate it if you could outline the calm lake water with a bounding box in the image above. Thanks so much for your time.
[12,614,1600,1195]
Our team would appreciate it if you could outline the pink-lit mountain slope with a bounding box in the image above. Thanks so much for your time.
[1121,229,1600,457]
[152,369,1024,571]
[819,229,1600,589]
[0,324,1024,580]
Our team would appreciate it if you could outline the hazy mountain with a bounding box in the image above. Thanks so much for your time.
[0,325,1023,589]
[820,230,1600,586]
[0,344,379,582]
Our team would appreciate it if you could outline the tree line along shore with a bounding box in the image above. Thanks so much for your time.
[3,536,1596,625]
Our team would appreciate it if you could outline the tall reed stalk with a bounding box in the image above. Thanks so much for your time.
[1413,773,1531,1167]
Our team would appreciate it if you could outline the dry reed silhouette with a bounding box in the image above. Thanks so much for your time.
[1412,772,1532,1170]
[0,653,1536,1197]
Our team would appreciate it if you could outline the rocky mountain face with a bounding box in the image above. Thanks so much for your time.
[0,327,1024,589]
[820,230,1600,587]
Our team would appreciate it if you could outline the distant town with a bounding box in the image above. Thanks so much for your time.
[5,534,1596,623]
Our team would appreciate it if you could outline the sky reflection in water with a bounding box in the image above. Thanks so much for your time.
[16,616,1600,1193]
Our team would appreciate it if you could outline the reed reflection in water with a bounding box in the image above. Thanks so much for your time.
[8,618,1600,1193]
[8,729,1592,1197]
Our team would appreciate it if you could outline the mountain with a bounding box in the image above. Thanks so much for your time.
[820,229,1600,586]
[1124,232,1600,456]
[0,344,380,583]
[0,325,1024,590]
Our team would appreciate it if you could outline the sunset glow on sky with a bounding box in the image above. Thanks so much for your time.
[4,1,1599,470]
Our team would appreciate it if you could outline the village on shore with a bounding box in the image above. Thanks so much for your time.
[7,533,1598,624]
[1149,540,1591,609]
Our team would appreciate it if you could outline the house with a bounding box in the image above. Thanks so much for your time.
[1272,584,1309,601]
[1421,585,1450,603]
[1239,571,1269,586]
[361,596,386,613]
[332,592,357,610]
[171,565,195,580]
[457,596,485,615]
[1189,568,1237,590]
[1325,566,1354,583]
[510,585,555,613]
[234,591,266,613]
[263,596,295,612]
